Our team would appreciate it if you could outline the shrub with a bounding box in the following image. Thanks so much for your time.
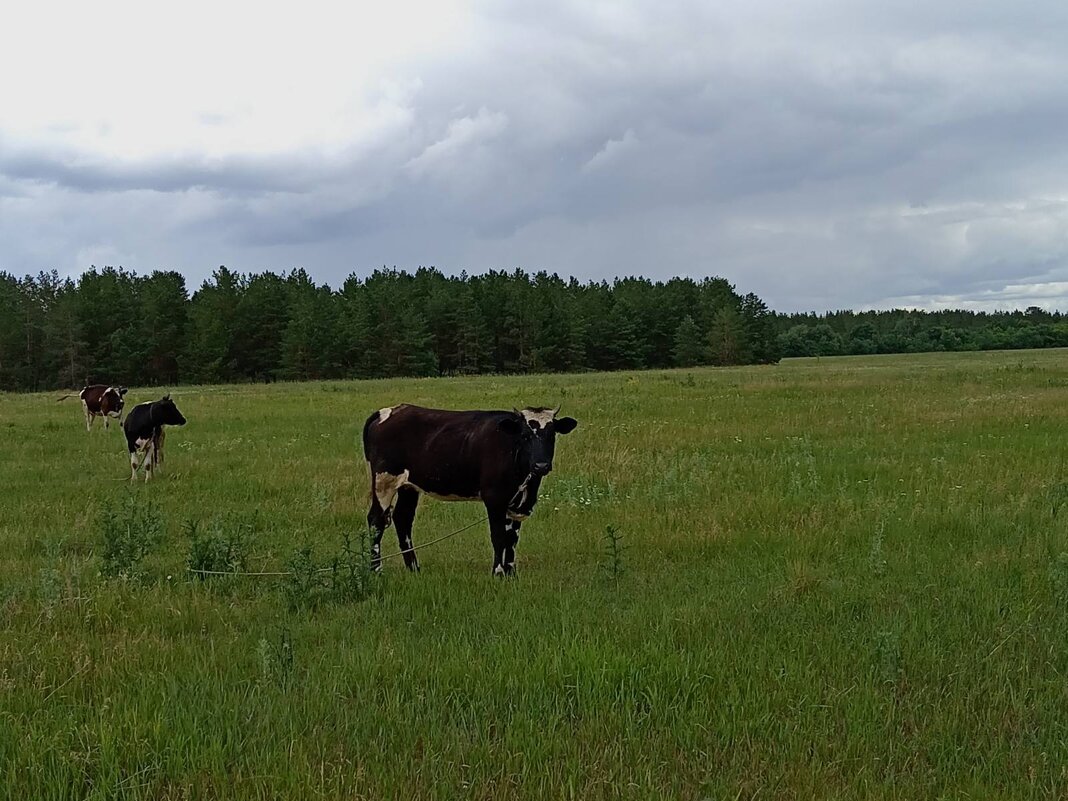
[98,497,163,580]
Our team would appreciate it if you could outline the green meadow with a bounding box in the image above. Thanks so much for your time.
[1,349,1067,800]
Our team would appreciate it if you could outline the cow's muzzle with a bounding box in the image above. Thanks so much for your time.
[532,461,551,476]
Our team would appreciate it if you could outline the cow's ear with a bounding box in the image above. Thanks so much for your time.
[498,416,523,437]
[555,416,578,435]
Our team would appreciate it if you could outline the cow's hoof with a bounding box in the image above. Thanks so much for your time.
[492,564,506,577]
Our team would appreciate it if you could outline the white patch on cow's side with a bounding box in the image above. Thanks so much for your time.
[374,469,409,509]
[378,406,393,422]
[520,408,556,428]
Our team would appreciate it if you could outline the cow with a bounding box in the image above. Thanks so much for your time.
[122,395,187,481]
[362,404,578,575]
[57,385,128,431]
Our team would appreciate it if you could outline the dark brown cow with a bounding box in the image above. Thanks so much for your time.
[57,385,128,431]
[362,404,578,575]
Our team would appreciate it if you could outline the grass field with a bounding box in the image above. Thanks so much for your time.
[2,349,1067,800]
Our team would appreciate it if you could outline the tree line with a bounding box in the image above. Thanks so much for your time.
[3,265,1065,392]
[0,266,779,391]
[775,307,1068,357]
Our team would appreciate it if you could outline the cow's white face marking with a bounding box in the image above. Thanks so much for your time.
[520,408,556,428]
[378,406,393,422]
[374,469,409,508]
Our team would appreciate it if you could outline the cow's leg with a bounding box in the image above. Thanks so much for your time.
[143,441,155,482]
[367,469,407,571]
[129,439,150,480]
[393,487,421,572]
[486,504,511,577]
[84,404,92,431]
[502,518,523,575]
[366,493,388,572]
[153,429,166,472]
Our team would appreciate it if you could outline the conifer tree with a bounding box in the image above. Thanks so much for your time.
[672,314,705,367]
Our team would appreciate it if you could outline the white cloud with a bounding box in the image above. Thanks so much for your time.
[872,281,1068,312]
[0,0,468,161]
[404,107,509,178]
[582,129,638,173]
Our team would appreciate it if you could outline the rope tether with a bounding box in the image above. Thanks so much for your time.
[186,516,486,577]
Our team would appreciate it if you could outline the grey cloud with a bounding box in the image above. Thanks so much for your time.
[3,0,1068,310]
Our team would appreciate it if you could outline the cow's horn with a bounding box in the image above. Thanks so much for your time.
[552,405,561,416]
[512,407,523,416]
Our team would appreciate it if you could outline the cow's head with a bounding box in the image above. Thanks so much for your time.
[155,395,187,426]
[500,406,578,477]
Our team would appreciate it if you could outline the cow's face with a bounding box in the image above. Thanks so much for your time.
[155,395,187,426]
[502,407,578,477]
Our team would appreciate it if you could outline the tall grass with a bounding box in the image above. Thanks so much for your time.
[1,349,1066,799]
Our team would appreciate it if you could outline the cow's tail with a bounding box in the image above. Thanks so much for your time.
[362,410,392,541]
[362,410,381,459]
[57,385,89,402]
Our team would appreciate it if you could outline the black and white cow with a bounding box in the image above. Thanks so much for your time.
[362,404,578,575]
[57,385,128,430]
[122,395,187,481]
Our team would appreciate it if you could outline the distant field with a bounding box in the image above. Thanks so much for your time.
[2,350,1067,800]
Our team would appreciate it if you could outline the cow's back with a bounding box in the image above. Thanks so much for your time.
[80,385,106,409]
[363,404,510,496]
[123,402,154,440]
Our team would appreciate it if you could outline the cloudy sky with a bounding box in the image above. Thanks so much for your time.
[3,0,1068,312]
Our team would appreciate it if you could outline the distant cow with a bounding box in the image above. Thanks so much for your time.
[363,404,578,575]
[57,385,128,430]
[123,395,187,481]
